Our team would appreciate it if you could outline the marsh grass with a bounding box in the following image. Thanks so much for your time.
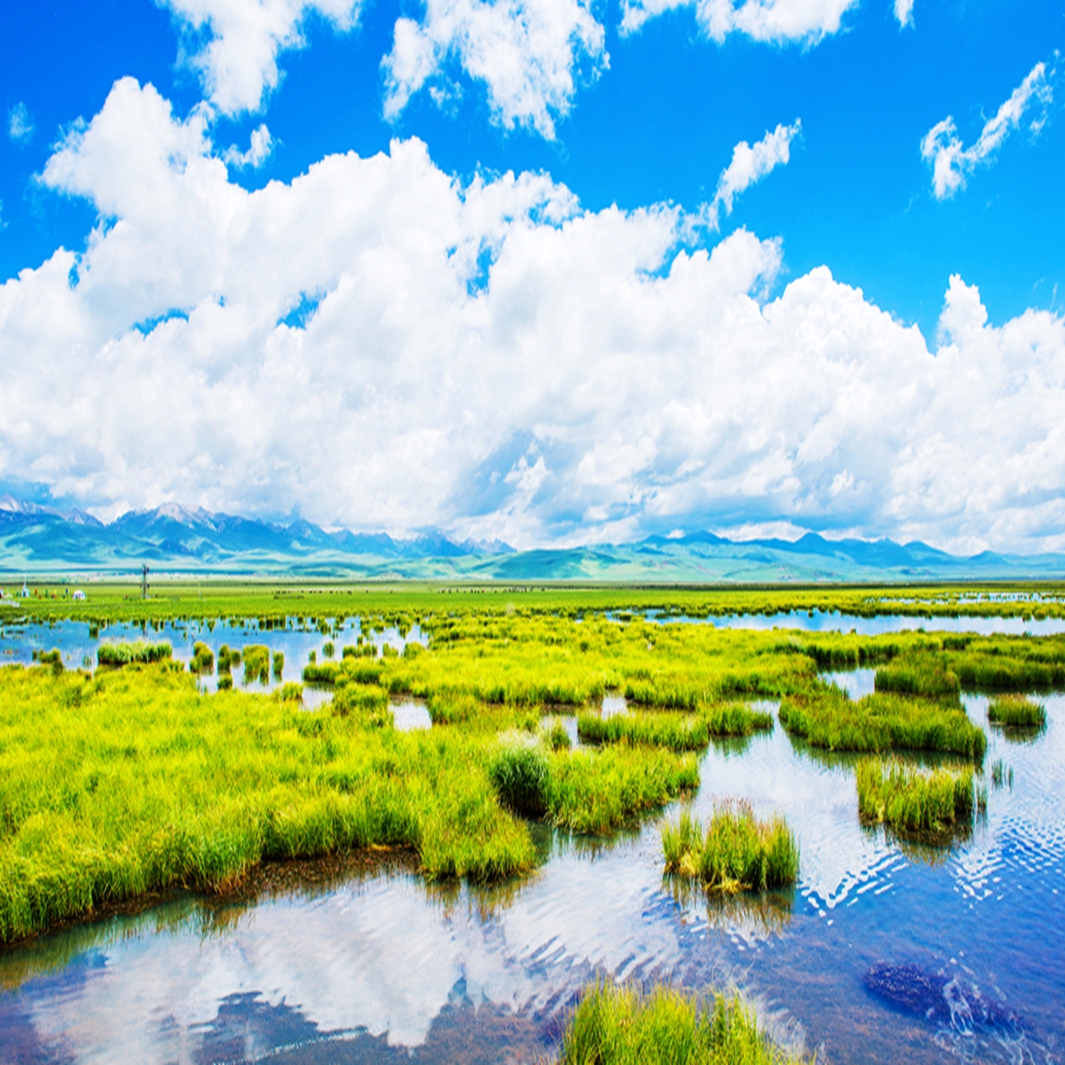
[578,703,772,752]
[662,806,799,892]
[987,694,1047,729]
[97,641,172,668]
[488,743,549,816]
[548,746,699,835]
[557,977,807,1065]
[779,685,985,760]
[241,645,270,686]
[874,655,960,699]
[856,758,974,834]
[190,642,214,674]
[0,665,537,942]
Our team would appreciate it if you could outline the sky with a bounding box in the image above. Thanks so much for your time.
[0,0,1063,553]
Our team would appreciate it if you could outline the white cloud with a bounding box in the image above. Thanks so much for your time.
[704,120,800,228]
[619,0,858,44]
[8,102,34,143]
[162,0,361,114]
[223,122,275,167]
[893,0,914,28]
[921,60,1054,199]
[382,0,607,138]
[4,78,1065,553]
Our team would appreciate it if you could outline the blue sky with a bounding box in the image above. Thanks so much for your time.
[1,0,1063,551]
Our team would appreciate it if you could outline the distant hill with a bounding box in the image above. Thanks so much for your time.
[0,496,1062,581]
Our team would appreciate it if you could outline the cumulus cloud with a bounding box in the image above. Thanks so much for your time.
[382,0,607,138]
[4,78,1065,553]
[921,60,1054,199]
[893,0,914,28]
[223,122,275,167]
[8,102,34,143]
[162,0,361,114]
[619,0,858,44]
[704,120,801,229]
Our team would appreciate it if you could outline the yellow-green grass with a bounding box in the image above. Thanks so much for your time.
[577,703,773,751]
[987,694,1047,729]
[856,758,975,833]
[662,806,799,892]
[0,663,700,942]
[548,746,699,834]
[557,977,808,1065]
[874,654,961,699]
[96,641,172,668]
[779,685,986,760]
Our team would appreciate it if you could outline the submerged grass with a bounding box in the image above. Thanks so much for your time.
[779,685,986,760]
[662,806,799,892]
[557,977,808,1065]
[987,694,1047,729]
[856,758,975,833]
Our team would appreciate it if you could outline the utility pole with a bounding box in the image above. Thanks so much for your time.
[141,564,150,600]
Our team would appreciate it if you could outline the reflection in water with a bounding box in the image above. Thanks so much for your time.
[1,695,1063,1065]
[822,668,876,701]
[664,876,794,944]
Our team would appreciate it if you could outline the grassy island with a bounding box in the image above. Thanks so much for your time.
[557,978,808,1065]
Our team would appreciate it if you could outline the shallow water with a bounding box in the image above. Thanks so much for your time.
[644,609,1065,636]
[0,618,427,698]
[2,687,1062,1064]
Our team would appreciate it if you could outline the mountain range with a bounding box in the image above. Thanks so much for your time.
[1,496,1063,582]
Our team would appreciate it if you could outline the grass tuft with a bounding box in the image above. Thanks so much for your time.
[856,758,974,834]
[662,805,799,892]
[557,977,808,1065]
[987,694,1046,729]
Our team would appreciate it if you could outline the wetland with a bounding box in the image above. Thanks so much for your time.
[0,581,1063,1063]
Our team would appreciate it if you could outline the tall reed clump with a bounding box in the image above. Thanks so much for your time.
[856,758,975,833]
[987,694,1046,729]
[557,977,807,1065]
[779,685,986,761]
[661,805,799,891]
[97,641,172,668]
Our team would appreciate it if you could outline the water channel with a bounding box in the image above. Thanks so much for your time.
[0,614,1062,1063]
